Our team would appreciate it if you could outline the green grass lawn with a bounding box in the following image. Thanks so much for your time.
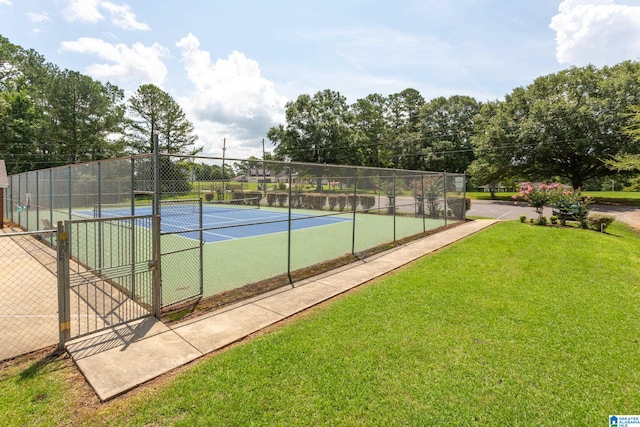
[2,221,640,426]
[467,190,640,207]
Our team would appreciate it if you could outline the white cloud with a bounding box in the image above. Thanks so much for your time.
[60,0,149,30]
[62,0,103,23]
[176,33,287,158]
[101,1,149,30]
[26,12,50,23]
[0,0,13,6]
[550,0,640,65]
[60,37,168,85]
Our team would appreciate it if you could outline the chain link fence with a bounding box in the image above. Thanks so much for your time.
[0,228,59,361]
[3,154,467,313]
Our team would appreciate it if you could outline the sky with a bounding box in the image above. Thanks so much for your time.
[2,0,640,160]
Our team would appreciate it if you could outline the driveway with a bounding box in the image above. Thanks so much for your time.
[467,199,640,230]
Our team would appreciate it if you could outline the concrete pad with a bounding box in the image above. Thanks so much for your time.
[67,317,202,401]
[172,304,285,354]
[254,281,344,317]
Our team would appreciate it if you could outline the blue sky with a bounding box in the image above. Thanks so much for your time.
[2,0,640,159]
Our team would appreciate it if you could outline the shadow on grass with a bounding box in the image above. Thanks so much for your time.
[12,347,66,382]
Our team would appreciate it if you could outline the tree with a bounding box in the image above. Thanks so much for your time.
[0,36,127,173]
[127,84,200,155]
[269,89,360,192]
[46,70,126,164]
[385,88,425,170]
[350,93,390,167]
[419,95,481,173]
[269,89,356,165]
[471,62,640,189]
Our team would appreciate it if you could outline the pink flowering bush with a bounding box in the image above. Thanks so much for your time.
[512,182,561,222]
[513,182,593,227]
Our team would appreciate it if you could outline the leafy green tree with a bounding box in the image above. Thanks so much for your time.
[269,89,360,191]
[269,89,356,165]
[350,93,391,167]
[471,62,640,189]
[1,36,127,172]
[419,95,481,173]
[127,83,200,155]
[46,70,126,164]
[385,88,425,170]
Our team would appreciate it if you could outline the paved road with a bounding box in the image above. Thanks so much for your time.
[468,199,640,229]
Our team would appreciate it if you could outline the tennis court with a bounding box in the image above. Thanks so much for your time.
[4,154,468,310]
[88,202,352,243]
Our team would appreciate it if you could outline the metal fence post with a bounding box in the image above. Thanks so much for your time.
[152,214,162,318]
[287,165,293,284]
[199,197,204,295]
[351,167,358,255]
[57,221,71,348]
[153,135,160,217]
[421,173,426,232]
[443,170,448,227]
[393,170,397,241]
[463,171,467,220]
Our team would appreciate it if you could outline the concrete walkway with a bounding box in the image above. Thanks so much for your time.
[67,219,497,401]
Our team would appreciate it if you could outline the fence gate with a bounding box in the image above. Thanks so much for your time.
[57,215,160,344]
[159,199,204,307]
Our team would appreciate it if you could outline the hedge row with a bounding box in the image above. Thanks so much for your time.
[204,190,264,205]
[265,193,376,212]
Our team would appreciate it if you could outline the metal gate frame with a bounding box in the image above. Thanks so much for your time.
[57,215,160,347]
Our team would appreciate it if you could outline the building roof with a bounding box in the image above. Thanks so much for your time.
[0,160,8,188]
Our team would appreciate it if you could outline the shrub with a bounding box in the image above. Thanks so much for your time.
[448,197,469,219]
[328,196,338,211]
[246,191,263,206]
[312,195,327,210]
[537,216,548,226]
[231,191,245,203]
[337,195,347,212]
[277,182,287,191]
[360,195,375,212]
[277,193,288,207]
[205,192,214,202]
[266,193,277,207]
[347,195,360,211]
[519,215,527,223]
[550,215,558,225]
[529,218,534,224]
[587,214,615,232]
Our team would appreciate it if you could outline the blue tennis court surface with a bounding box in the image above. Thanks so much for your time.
[86,205,352,243]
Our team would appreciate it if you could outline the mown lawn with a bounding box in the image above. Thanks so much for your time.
[2,221,640,426]
[467,190,640,207]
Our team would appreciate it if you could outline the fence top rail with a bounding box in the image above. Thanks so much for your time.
[0,229,56,237]
[63,214,155,225]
